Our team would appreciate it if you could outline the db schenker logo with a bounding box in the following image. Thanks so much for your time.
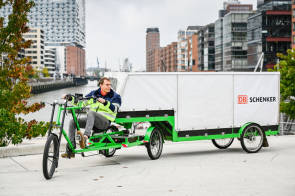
[238,95,248,104]
[238,95,277,104]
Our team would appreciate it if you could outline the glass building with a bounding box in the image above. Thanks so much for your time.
[197,29,204,71]
[203,23,215,71]
[0,0,85,48]
[215,18,223,71]
[223,11,254,71]
[1,0,86,77]
[248,0,291,70]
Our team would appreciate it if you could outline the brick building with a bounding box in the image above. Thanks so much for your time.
[66,46,85,77]
[191,34,200,72]
[157,42,178,72]
[146,28,160,72]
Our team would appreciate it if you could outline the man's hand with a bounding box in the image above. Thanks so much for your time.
[98,98,106,104]
[62,94,72,101]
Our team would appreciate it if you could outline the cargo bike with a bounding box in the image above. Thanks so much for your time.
[42,72,280,180]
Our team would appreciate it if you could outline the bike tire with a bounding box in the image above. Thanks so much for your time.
[241,124,264,153]
[212,138,234,149]
[146,128,163,160]
[101,148,116,157]
[43,134,59,180]
[101,125,118,158]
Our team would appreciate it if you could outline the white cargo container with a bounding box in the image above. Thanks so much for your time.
[120,72,280,131]
[113,72,280,154]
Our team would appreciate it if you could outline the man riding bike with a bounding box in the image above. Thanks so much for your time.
[62,77,122,158]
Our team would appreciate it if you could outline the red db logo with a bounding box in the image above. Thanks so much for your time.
[238,95,248,104]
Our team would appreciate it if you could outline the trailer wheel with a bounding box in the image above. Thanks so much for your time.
[241,124,264,153]
[146,128,163,160]
[212,138,234,149]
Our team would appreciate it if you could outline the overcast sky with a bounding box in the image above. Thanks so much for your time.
[86,0,257,71]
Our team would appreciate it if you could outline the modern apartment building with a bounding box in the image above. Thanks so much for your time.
[203,23,215,71]
[248,0,291,70]
[0,0,86,77]
[30,0,85,47]
[23,28,45,71]
[197,29,204,71]
[146,28,160,72]
[54,46,67,77]
[194,24,216,72]
[44,47,56,77]
[43,46,66,78]
[223,11,254,71]
[177,30,186,71]
[215,0,253,71]
[177,26,202,71]
[0,0,85,47]
[215,18,224,71]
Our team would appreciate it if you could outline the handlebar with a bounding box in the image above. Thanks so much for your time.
[66,93,102,104]
[42,93,102,107]
[41,99,66,106]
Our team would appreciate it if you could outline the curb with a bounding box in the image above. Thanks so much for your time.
[0,142,66,158]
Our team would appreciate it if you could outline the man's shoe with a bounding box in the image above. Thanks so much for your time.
[77,131,84,148]
[61,152,75,159]
[61,143,76,158]
[80,135,89,149]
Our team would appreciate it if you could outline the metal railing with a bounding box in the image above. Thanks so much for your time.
[280,114,295,135]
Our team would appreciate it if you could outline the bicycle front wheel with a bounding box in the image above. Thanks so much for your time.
[43,134,59,180]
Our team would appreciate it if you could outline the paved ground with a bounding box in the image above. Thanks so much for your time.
[0,135,294,196]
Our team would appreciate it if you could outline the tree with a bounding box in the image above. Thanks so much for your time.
[0,0,49,147]
[273,49,295,120]
[42,67,50,77]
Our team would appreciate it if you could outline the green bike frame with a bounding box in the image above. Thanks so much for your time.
[50,101,279,155]
[115,111,279,142]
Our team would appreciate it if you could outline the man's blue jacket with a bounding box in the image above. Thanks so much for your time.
[85,88,121,113]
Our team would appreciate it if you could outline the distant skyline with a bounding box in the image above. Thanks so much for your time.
[86,0,257,71]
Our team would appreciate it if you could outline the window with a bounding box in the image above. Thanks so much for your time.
[29,29,37,33]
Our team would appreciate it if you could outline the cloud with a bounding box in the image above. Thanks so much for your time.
[86,0,257,71]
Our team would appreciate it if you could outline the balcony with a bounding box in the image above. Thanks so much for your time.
[266,37,291,42]
[266,10,291,15]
